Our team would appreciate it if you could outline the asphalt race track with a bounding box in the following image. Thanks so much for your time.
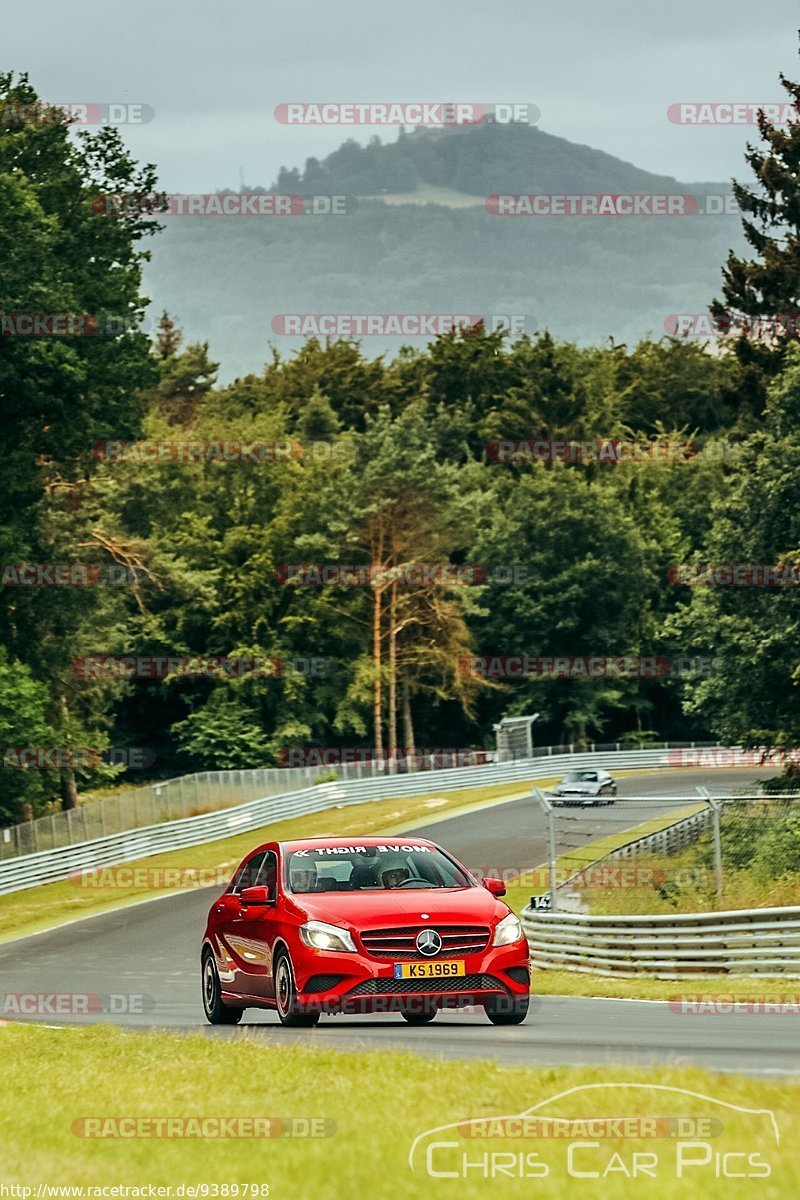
[2,768,798,1076]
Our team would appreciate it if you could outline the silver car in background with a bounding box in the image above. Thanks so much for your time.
[549,769,617,805]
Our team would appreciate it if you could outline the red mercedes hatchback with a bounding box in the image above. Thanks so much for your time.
[201,836,531,1027]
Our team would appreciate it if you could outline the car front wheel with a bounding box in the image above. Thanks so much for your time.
[274,950,320,1028]
[400,1000,438,1025]
[202,949,244,1025]
[484,993,529,1025]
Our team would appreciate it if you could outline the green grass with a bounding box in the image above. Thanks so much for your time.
[530,970,800,1001]
[0,1025,796,1198]
[0,778,552,944]
[581,847,800,916]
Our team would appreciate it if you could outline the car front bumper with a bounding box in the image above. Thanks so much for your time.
[292,939,531,1014]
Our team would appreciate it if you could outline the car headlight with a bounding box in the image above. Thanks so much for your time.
[299,920,357,953]
[492,912,523,947]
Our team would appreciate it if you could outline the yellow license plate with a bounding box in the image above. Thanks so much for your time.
[394,960,466,979]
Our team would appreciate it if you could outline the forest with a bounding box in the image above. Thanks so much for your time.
[2,69,800,822]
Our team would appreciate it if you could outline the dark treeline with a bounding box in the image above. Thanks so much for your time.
[2,69,800,823]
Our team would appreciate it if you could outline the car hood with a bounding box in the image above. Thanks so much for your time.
[555,781,601,794]
[294,886,506,930]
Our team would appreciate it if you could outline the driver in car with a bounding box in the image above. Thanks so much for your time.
[381,865,410,888]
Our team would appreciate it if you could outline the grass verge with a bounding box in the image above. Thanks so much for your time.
[0,1025,796,1197]
[530,970,800,1001]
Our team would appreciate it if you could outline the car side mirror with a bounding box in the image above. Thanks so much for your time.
[482,877,507,897]
[239,885,275,907]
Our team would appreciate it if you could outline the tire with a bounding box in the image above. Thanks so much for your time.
[484,992,530,1025]
[274,949,320,1028]
[202,949,244,1025]
[400,1001,438,1025]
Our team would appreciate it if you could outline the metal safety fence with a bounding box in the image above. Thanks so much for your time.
[521,906,800,977]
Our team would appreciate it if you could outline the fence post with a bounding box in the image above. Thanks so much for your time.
[696,786,722,902]
[711,800,723,902]
[547,805,558,911]
[533,788,558,913]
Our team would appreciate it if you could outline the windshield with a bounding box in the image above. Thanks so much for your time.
[285,845,472,892]
[563,771,597,782]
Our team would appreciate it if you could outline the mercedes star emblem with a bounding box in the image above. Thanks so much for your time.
[415,928,442,956]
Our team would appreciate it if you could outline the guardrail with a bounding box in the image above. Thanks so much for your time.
[521,906,800,977]
[0,746,710,895]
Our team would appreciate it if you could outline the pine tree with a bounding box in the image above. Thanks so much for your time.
[711,67,800,348]
[155,311,182,358]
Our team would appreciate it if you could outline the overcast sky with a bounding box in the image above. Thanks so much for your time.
[4,1,799,190]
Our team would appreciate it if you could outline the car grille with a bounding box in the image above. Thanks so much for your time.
[347,973,506,997]
[360,925,491,958]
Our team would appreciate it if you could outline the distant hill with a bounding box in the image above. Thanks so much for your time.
[142,124,745,379]
[270,122,726,198]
